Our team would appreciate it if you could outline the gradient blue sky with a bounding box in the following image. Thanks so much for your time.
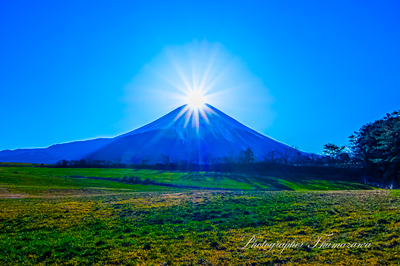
[1,0,399,153]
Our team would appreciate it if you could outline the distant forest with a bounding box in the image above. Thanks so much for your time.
[56,110,400,187]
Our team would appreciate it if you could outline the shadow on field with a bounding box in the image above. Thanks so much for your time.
[179,172,295,191]
[181,173,207,182]
[64,169,370,191]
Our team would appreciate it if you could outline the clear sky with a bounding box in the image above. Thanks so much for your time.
[1,0,399,153]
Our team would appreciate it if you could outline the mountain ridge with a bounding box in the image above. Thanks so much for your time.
[0,104,297,164]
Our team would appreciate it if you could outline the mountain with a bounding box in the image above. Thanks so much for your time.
[0,138,112,164]
[0,104,296,164]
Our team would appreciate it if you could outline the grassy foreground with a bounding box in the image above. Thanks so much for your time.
[0,167,399,265]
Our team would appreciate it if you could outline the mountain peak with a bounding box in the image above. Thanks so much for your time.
[117,103,259,139]
[85,104,292,163]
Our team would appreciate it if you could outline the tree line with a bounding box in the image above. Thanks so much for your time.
[322,110,400,187]
[55,146,357,177]
[55,110,399,186]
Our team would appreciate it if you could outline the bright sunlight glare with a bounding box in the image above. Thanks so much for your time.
[186,91,206,109]
[123,40,275,133]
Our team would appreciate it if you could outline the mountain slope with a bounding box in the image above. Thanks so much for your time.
[86,104,294,163]
[0,104,296,164]
[0,138,112,163]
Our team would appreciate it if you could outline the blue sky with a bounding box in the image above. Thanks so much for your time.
[1,0,399,153]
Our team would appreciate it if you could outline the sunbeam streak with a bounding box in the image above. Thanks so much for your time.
[174,103,216,131]
[122,40,276,134]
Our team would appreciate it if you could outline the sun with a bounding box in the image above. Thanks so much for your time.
[186,91,206,109]
[175,90,214,131]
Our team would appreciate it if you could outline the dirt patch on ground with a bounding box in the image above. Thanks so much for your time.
[0,193,27,199]
[0,186,28,199]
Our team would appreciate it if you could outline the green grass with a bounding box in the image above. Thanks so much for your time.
[1,166,395,265]
[0,189,399,265]
[0,167,183,196]
[0,167,373,194]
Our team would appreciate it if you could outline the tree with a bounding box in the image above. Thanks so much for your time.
[264,150,278,164]
[323,143,345,159]
[57,159,69,167]
[161,155,170,166]
[277,146,298,165]
[238,148,255,164]
[222,150,235,164]
[350,110,400,182]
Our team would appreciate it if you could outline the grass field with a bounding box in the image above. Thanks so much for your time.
[0,166,399,265]
[0,166,372,196]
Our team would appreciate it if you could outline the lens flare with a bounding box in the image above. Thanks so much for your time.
[186,91,206,109]
[176,90,211,131]
[122,40,275,135]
